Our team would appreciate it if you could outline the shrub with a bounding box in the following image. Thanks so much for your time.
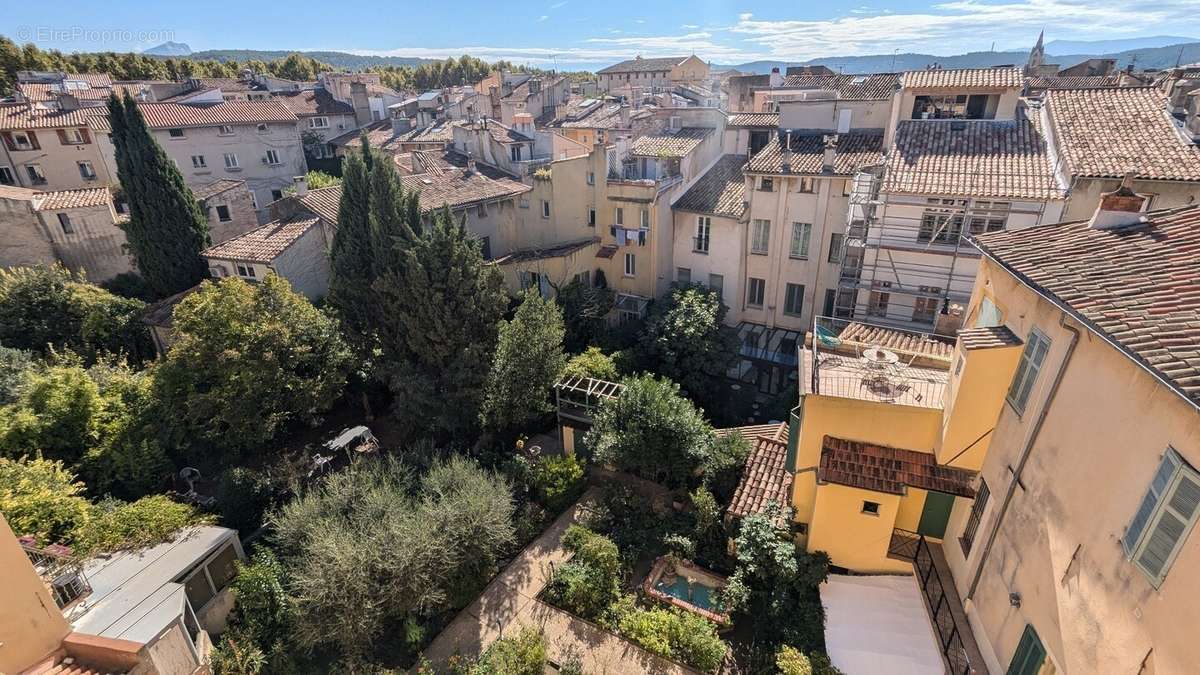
[73,495,213,556]
[217,468,273,535]
[0,456,91,545]
[704,432,751,505]
[544,526,621,620]
[0,363,102,466]
[563,346,618,381]
[210,631,266,675]
[777,646,813,675]
[617,606,726,673]
[230,548,292,649]
[100,272,154,302]
[530,453,584,512]
[474,627,546,675]
[580,485,671,564]
[0,347,36,405]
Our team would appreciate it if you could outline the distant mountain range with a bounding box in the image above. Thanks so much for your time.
[1042,36,1195,55]
[719,40,1200,75]
[142,41,192,56]
[141,47,440,69]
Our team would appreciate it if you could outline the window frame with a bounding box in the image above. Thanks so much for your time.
[11,130,34,150]
[624,252,636,277]
[218,125,235,136]
[191,155,207,169]
[1006,327,1051,415]
[167,128,186,139]
[309,116,330,129]
[784,283,805,317]
[751,219,770,255]
[223,153,240,169]
[694,216,711,253]
[63,128,85,145]
[215,204,232,222]
[828,233,844,263]
[265,149,281,166]
[676,267,691,284]
[57,212,74,235]
[77,161,96,180]
[541,200,551,218]
[789,222,812,259]
[1122,447,1200,587]
[959,478,990,556]
[797,176,814,193]
[746,277,765,308]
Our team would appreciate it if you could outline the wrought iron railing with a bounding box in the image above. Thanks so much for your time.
[913,536,975,675]
[888,528,920,560]
[23,543,92,609]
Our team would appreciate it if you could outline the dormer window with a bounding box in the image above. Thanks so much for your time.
[912,93,998,120]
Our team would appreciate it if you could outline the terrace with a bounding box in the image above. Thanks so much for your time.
[802,318,954,409]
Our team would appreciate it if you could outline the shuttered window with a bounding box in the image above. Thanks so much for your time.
[1006,328,1050,414]
[1123,448,1200,587]
[1006,624,1046,675]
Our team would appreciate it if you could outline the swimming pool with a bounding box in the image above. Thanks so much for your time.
[654,575,721,611]
[642,556,732,626]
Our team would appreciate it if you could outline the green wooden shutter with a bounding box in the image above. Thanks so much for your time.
[917,492,955,539]
[1123,451,1179,554]
[1136,469,1200,586]
[1006,624,1046,675]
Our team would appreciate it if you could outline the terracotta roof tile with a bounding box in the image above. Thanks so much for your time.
[838,322,956,360]
[747,132,884,175]
[727,112,779,127]
[274,89,355,116]
[18,83,113,102]
[902,68,1023,90]
[819,436,976,497]
[598,57,689,74]
[781,73,901,100]
[34,187,111,211]
[630,127,712,158]
[1027,75,1124,90]
[884,119,1063,200]
[972,204,1200,406]
[0,103,99,130]
[958,325,1023,350]
[715,422,787,442]
[192,179,244,201]
[1043,87,1200,181]
[673,154,747,219]
[298,186,343,224]
[728,436,793,518]
[137,99,297,129]
[202,215,320,262]
[400,154,531,212]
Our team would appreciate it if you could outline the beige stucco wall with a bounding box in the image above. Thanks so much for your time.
[0,514,71,674]
[2,126,114,191]
[140,621,200,675]
[0,195,58,270]
[271,224,331,300]
[671,210,744,314]
[1061,176,1200,221]
[943,257,1200,675]
[39,202,134,282]
[200,183,259,245]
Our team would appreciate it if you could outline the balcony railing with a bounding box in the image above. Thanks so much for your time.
[22,542,92,609]
[887,527,920,561]
[912,535,977,675]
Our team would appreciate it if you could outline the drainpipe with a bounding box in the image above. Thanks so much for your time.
[966,312,1080,601]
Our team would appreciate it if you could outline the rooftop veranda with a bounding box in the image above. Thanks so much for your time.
[802,317,955,409]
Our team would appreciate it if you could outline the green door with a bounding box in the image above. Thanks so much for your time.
[1006,624,1047,675]
[917,491,955,539]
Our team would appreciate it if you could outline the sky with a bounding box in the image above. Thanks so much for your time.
[5,0,1199,68]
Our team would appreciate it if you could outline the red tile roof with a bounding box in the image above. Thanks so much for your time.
[35,187,111,211]
[274,89,355,117]
[298,186,342,224]
[972,205,1200,406]
[1043,87,1200,181]
[958,325,1023,350]
[902,68,1023,90]
[630,127,713,158]
[819,436,976,497]
[727,112,779,127]
[838,322,955,360]
[202,215,320,262]
[672,154,747,219]
[728,436,793,518]
[137,99,297,129]
[781,73,901,100]
[746,132,885,176]
[0,103,99,130]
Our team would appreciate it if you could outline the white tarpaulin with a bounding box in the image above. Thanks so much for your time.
[820,574,945,675]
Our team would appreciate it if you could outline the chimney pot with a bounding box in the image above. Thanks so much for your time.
[1089,171,1147,229]
[293,175,309,197]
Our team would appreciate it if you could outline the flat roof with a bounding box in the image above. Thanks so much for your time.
[67,526,235,642]
[821,575,945,675]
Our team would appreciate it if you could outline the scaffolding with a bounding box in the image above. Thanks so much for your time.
[834,164,1053,335]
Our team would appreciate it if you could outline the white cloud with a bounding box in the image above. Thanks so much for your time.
[549,0,568,7]
[537,15,549,22]
[681,24,700,29]
[634,19,645,24]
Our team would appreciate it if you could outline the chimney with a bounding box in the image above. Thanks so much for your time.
[1089,172,1147,229]
[821,134,838,173]
[350,81,372,127]
[781,130,793,173]
[392,115,413,134]
[618,104,630,126]
[293,175,309,197]
[769,67,784,89]
[466,155,477,175]
[530,78,542,95]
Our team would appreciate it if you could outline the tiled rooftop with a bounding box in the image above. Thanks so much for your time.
[400,153,531,212]
[35,187,111,211]
[728,436,793,519]
[727,112,779,127]
[274,88,355,116]
[1026,75,1123,90]
[902,67,1023,90]
[746,132,885,175]
[884,119,1064,200]
[0,103,100,130]
[958,325,1023,350]
[672,154,747,219]
[598,56,689,74]
[838,322,956,361]
[819,436,977,497]
[1043,87,1200,181]
[138,99,298,129]
[18,83,114,102]
[192,179,244,201]
[780,73,901,100]
[298,186,343,224]
[972,204,1200,406]
[630,127,713,158]
[202,215,320,262]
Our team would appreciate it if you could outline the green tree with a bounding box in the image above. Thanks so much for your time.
[474,627,547,675]
[325,140,378,351]
[544,525,622,620]
[563,346,619,381]
[481,290,566,435]
[556,279,614,353]
[635,283,738,417]
[0,456,92,545]
[0,363,103,466]
[585,375,714,487]
[73,494,211,556]
[153,276,352,459]
[108,92,209,298]
[378,208,506,442]
[0,347,35,405]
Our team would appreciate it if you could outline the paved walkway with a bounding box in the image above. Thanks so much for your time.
[420,488,696,674]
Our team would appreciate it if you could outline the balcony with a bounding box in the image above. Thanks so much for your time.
[21,538,92,609]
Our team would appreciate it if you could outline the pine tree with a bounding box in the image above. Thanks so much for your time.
[481,290,567,436]
[380,207,507,442]
[107,93,209,298]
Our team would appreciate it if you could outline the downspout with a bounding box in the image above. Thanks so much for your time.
[966,312,1080,601]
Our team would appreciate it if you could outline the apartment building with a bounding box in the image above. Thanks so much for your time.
[495,75,571,126]
[275,88,359,165]
[596,56,710,93]
[0,103,114,191]
[0,185,132,281]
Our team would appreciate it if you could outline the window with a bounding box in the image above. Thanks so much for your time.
[746,277,765,308]
[573,270,591,287]
[587,171,595,185]
[640,209,649,228]
[191,155,207,169]
[541,200,551,218]
[694,216,711,253]
[1006,625,1047,675]
[912,93,998,120]
[677,267,691,284]
[751,219,770,254]
[206,544,240,590]
[823,289,836,317]
[510,145,522,162]
[11,131,34,150]
[797,176,814,193]
[759,177,774,192]
[310,144,334,159]
[479,236,492,260]
[789,222,812,259]
[236,263,257,279]
[624,253,636,277]
[959,479,990,555]
[270,189,283,201]
[0,167,12,185]
[476,202,488,218]
[867,280,891,317]
[265,150,281,165]
[218,125,234,136]
[708,273,724,301]
[310,116,330,129]
[1122,448,1200,586]
[862,501,881,515]
[184,569,215,609]
[842,179,853,196]
[223,153,239,169]
[919,198,967,243]
[1007,328,1050,414]
[975,296,1002,328]
[57,212,74,234]
[967,200,1010,234]
[784,283,805,317]
[615,207,624,226]
[26,164,46,185]
[912,286,942,324]
[215,205,231,222]
[62,128,85,144]
[519,198,530,209]
[828,233,844,263]
[588,208,596,226]
[168,128,185,138]
[77,161,96,180]
[256,123,268,132]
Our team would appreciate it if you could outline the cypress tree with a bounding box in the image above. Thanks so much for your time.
[107,92,209,299]
[326,137,377,350]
